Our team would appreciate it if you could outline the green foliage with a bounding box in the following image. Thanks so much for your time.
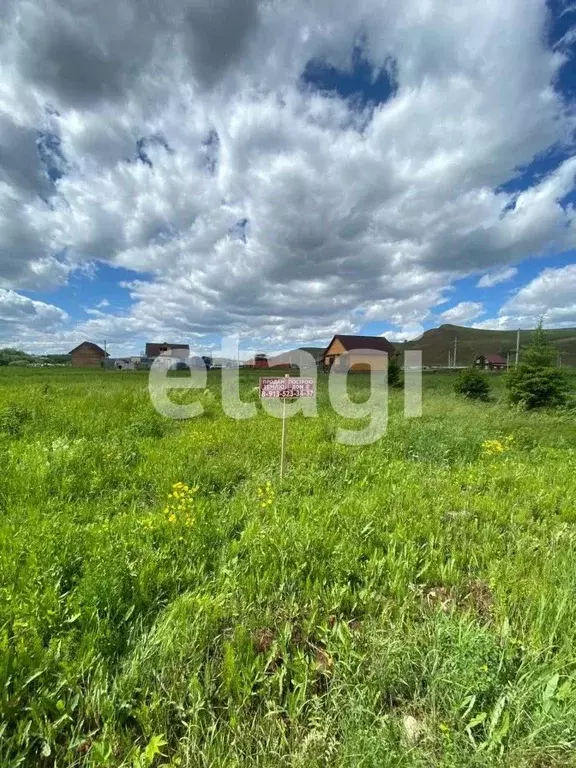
[522,320,556,368]
[0,347,33,366]
[0,403,32,437]
[454,368,491,401]
[0,366,575,766]
[507,365,569,410]
[388,355,403,388]
[0,348,71,367]
[7,359,30,367]
[506,320,569,409]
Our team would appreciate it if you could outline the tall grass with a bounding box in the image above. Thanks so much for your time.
[0,367,575,766]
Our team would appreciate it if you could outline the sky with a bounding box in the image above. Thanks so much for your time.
[0,0,575,356]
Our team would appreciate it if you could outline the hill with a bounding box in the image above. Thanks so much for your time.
[395,324,576,367]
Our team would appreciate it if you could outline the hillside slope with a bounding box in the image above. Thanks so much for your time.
[395,325,576,367]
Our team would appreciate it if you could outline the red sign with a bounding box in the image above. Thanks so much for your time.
[259,377,316,399]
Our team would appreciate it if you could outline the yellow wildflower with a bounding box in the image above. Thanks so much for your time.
[482,439,505,456]
[482,435,514,456]
[257,481,275,509]
[161,481,198,527]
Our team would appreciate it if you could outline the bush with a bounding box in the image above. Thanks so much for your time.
[506,321,569,409]
[454,369,491,401]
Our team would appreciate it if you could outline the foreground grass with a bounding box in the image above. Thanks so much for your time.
[1,368,576,767]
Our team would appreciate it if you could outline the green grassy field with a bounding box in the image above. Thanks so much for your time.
[1,367,576,767]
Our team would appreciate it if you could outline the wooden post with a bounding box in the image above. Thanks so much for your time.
[279,374,290,479]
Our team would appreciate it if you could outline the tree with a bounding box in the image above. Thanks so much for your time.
[0,348,33,366]
[506,320,569,409]
[454,368,491,401]
[388,355,403,388]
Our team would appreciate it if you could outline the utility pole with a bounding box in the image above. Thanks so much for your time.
[104,340,107,355]
[453,337,458,369]
[515,329,520,367]
[448,349,452,368]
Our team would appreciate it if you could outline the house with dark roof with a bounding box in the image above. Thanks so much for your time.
[145,342,190,359]
[474,354,507,371]
[68,341,109,368]
[323,334,397,372]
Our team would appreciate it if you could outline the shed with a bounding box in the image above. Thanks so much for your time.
[68,341,109,368]
[323,334,396,372]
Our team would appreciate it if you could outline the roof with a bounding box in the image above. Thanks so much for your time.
[485,354,507,364]
[145,342,190,358]
[68,341,109,357]
[325,334,396,356]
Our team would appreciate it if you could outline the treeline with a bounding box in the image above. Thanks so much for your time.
[0,348,71,366]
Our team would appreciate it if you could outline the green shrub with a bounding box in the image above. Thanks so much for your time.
[454,368,491,401]
[506,321,569,409]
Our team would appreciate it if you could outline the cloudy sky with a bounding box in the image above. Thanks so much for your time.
[1,0,575,355]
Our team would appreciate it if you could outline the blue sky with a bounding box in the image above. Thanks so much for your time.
[1,0,575,355]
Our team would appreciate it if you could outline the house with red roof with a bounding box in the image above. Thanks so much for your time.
[474,354,507,371]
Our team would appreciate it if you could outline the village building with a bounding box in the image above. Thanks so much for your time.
[111,358,136,371]
[68,341,109,368]
[145,342,190,359]
[323,334,397,372]
[244,354,270,369]
[142,342,190,369]
[474,354,507,371]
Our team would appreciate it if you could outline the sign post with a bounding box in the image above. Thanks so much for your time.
[280,376,288,479]
[259,374,316,478]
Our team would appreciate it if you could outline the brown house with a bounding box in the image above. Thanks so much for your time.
[145,342,190,359]
[323,334,397,372]
[68,341,109,368]
[474,354,507,371]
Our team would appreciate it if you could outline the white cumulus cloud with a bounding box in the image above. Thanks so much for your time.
[440,301,484,325]
[0,289,68,342]
[477,266,519,288]
[0,0,575,350]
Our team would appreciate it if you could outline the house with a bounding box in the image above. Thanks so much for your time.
[244,354,269,369]
[145,342,190,359]
[113,358,136,371]
[68,341,109,368]
[323,334,397,372]
[474,354,507,371]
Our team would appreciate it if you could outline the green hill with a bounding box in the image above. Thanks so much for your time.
[395,324,576,368]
